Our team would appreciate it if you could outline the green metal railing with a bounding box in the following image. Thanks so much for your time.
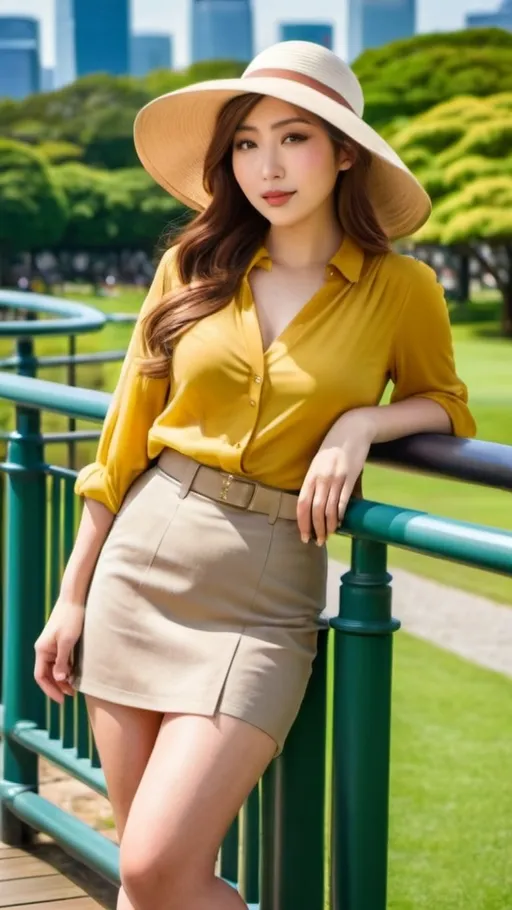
[0,293,511,910]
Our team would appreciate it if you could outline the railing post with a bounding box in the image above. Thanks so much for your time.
[260,628,328,910]
[330,538,400,910]
[1,338,47,844]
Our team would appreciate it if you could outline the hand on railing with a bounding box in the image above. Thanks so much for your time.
[33,600,85,704]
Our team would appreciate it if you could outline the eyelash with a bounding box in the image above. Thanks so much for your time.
[234,133,309,151]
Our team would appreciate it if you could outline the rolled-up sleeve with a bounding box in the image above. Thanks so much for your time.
[389,260,477,438]
[74,247,176,513]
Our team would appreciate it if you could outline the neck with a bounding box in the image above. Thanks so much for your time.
[265,203,343,270]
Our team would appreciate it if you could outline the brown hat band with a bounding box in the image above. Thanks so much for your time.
[245,68,356,114]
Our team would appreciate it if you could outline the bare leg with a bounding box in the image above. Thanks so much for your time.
[85,695,163,910]
[119,712,277,910]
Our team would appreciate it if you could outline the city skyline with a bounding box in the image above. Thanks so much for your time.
[0,0,503,70]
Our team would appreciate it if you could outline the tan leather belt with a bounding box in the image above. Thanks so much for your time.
[157,449,299,524]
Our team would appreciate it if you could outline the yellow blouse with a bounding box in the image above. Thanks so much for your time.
[75,234,476,514]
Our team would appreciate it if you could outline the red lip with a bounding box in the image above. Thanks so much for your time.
[261,191,296,207]
[262,191,294,199]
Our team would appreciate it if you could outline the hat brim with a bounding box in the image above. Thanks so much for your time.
[133,77,431,240]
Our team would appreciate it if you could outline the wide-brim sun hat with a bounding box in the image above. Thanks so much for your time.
[134,40,431,240]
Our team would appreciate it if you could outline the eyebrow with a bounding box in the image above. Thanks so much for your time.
[234,117,313,133]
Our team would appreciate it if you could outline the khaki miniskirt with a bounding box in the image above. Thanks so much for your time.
[71,450,328,754]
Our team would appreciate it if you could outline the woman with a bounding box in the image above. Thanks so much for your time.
[34,41,476,910]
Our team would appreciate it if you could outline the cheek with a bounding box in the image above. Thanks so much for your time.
[232,154,254,195]
[295,144,337,187]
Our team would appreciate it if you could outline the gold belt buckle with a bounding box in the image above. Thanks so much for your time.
[219,473,234,502]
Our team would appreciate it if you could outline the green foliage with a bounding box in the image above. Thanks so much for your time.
[353,28,512,127]
[443,155,512,192]
[389,95,512,248]
[36,140,83,164]
[438,118,512,166]
[0,139,67,251]
[51,162,189,250]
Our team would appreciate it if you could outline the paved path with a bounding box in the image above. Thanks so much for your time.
[326,558,512,679]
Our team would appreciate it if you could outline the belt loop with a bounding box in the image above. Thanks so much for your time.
[267,491,282,525]
[179,460,201,499]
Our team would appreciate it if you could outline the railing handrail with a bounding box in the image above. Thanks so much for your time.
[0,290,106,336]
[0,371,511,490]
[0,371,110,420]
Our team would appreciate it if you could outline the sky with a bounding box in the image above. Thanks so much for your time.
[0,0,503,69]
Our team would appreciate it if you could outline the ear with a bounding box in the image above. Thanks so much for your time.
[337,145,356,173]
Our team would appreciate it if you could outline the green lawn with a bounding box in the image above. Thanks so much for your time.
[387,632,512,909]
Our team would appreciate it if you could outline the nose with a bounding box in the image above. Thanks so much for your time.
[261,145,285,181]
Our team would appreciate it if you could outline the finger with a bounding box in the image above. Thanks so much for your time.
[325,476,346,536]
[311,479,330,545]
[297,476,316,541]
[34,657,64,704]
[337,477,357,525]
[53,635,75,682]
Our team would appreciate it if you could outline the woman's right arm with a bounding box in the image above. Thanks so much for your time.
[34,498,114,703]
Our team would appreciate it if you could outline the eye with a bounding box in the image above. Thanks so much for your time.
[234,138,255,151]
[283,133,309,144]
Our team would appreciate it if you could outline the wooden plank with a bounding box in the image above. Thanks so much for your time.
[0,874,84,907]
[0,854,59,880]
[0,847,26,859]
[7,899,102,910]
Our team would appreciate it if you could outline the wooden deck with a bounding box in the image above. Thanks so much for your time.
[0,840,117,909]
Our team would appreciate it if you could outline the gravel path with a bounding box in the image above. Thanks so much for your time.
[325,558,512,679]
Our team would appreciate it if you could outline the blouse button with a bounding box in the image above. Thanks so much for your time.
[249,399,256,407]
[254,375,262,384]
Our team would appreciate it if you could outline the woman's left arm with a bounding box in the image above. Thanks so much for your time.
[297,261,477,546]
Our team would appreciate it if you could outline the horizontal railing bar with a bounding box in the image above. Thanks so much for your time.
[371,434,512,492]
[0,372,110,420]
[0,351,126,370]
[43,431,101,443]
[45,464,81,480]
[7,721,107,797]
[340,498,512,576]
[105,312,137,324]
[0,290,106,336]
[0,782,119,885]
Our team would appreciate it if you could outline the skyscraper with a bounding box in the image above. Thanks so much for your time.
[0,17,41,100]
[466,0,512,31]
[131,34,173,76]
[192,0,253,64]
[54,0,76,89]
[279,23,334,50]
[348,0,416,61]
[74,0,130,78]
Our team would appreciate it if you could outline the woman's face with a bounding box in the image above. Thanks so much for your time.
[231,96,354,227]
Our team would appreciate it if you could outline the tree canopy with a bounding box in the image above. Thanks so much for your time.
[388,93,512,331]
[0,139,67,254]
[353,28,512,129]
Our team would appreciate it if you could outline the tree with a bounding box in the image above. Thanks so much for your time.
[51,161,188,252]
[0,139,67,281]
[389,93,512,334]
[353,28,512,129]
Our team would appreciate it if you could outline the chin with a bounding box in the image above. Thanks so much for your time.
[263,208,310,227]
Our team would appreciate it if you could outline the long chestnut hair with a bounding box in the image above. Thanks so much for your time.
[139,92,389,378]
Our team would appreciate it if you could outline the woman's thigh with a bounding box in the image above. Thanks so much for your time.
[120,712,276,880]
[85,694,164,839]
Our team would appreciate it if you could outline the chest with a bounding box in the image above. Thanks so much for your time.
[248,265,328,353]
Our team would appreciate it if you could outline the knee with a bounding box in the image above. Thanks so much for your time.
[120,839,203,910]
